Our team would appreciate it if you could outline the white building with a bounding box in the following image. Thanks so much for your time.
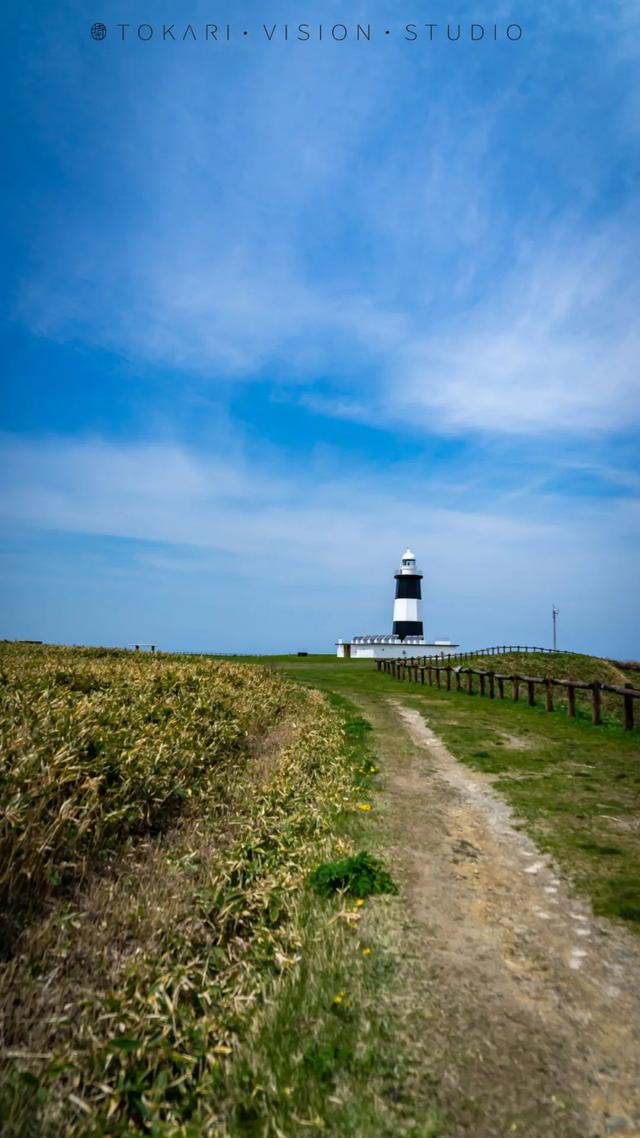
[336,548,458,660]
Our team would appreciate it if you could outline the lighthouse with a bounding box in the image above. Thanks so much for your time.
[335,546,457,659]
[392,548,423,639]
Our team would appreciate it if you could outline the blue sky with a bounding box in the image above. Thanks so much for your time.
[1,0,639,655]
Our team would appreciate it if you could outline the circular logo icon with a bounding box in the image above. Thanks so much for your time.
[90,22,107,40]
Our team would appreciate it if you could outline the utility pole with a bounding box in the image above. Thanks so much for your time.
[552,605,559,651]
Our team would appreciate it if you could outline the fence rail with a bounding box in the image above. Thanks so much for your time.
[418,645,560,665]
[376,658,640,732]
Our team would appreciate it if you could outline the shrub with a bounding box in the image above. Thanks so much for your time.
[309,850,398,898]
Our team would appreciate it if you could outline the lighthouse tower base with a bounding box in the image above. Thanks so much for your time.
[336,637,458,660]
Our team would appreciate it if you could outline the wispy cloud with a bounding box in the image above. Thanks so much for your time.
[386,215,640,434]
[13,2,640,438]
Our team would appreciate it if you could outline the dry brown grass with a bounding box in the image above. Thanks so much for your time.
[0,649,364,1137]
[0,644,289,950]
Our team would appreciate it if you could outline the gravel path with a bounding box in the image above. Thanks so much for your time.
[358,694,640,1138]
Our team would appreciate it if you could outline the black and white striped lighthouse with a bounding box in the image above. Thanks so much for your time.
[392,548,423,640]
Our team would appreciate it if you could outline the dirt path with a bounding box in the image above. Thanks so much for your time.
[358,693,640,1138]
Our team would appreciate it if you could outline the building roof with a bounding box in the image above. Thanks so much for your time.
[402,548,416,561]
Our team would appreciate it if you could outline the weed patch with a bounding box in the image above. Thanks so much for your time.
[309,850,398,899]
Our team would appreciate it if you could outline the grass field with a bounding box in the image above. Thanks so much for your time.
[2,642,639,1137]
[0,643,436,1138]
[266,653,640,927]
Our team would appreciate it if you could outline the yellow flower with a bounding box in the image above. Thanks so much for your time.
[333,991,346,1004]
[355,898,365,907]
[362,946,372,956]
[357,803,372,811]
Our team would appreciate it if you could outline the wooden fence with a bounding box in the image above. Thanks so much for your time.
[376,658,640,732]
[414,645,559,665]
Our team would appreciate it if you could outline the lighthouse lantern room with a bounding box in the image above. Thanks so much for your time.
[336,547,458,660]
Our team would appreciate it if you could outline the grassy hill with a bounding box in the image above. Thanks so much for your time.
[403,650,637,728]
[459,649,634,686]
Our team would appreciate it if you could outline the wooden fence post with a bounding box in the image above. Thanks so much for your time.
[455,669,462,692]
[592,682,602,726]
[623,684,634,732]
[567,684,576,717]
[488,672,495,698]
[527,680,535,707]
[545,677,554,713]
[427,663,432,685]
[479,673,486,697]
[497,676,504,699]
[446,666,452,691]
[435,667,441,689]
[512,675,520,702]
[466,670,473,695]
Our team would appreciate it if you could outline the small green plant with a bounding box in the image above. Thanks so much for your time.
[302,1037,354,1082]
[309,851,398,898]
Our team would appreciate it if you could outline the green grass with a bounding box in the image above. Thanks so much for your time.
[220,695,442,1138]
[225,898,442,1138]
[414,693,640,923]
[249,653,640,931]
[448,650,636,724]
[439,649,632,683]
